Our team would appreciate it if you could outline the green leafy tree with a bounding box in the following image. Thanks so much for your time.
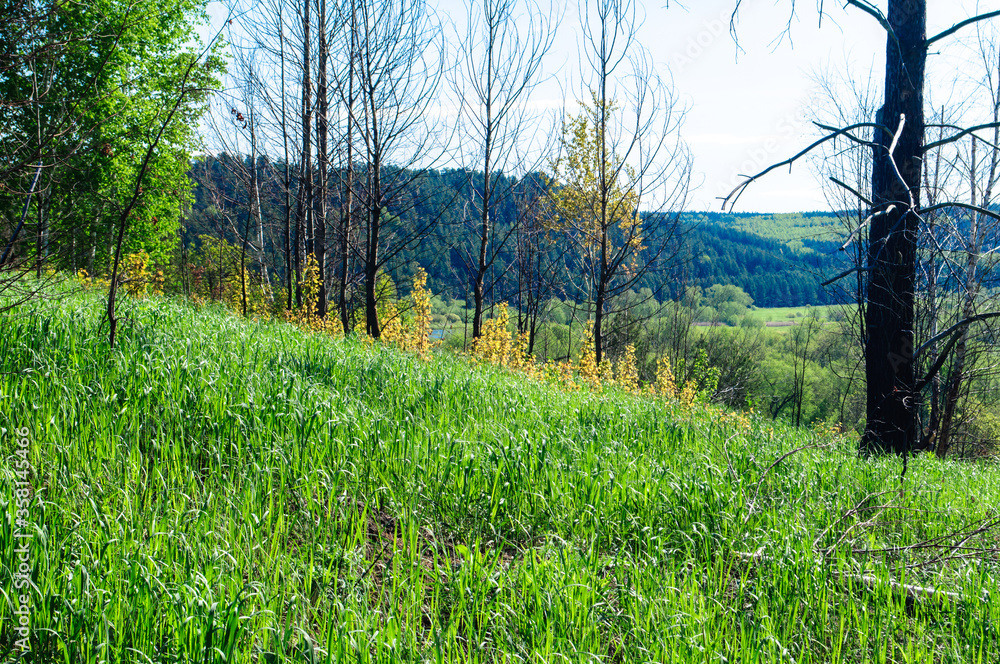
[0,0,223,279]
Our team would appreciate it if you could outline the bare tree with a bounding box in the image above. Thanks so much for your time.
[727,1,1000,455]
[332,0,446,338]
[333,0,359,332]
[550,0,691,364]
[810,66,881,433]
[296,0,313,309]
[201,38,277,315]
[453,0,557,339]
[914,26,1000,457]
[513,172,566,354]
[314,0,331,318]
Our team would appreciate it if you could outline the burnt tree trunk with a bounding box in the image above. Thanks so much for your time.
[472,169,490,340]
[861,0,927,455]
[338,0,357,333]
[315,0,329,318]
[295,0,313,309]
[365,149,382,338]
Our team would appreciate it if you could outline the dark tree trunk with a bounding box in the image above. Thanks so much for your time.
[296,0,313,309]
[315,0,329,318]
[594,282,605,365]
[339,0,356,333]
[363,77,382,338]
[284,159,293,310]
[365,206,381,337]
[472,176,488,339]
[861,0,927,455]
[278,8,294,311]
[338,155,353,333]
[472,70,493,341]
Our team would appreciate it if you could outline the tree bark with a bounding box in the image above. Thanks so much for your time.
[861,0,927,455]
[295,0,313,309]
[338,0,357,333]
[315,0,329,318]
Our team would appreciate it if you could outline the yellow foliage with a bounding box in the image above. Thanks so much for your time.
[365,268,435,356]
[539,358,577,391]
[472,304,515,366]
[76,252,163,298]
[599,359,613,385]
[284,255,342,335]
[122,252,164,298]
[716,410,753,437]
[549,94,642,250]
[407,268,433,356]
[77,269,108,292]
[469,304,541,375]
[654,357,677,399]
[615,344,639,393]
[653,353,718,410]
[510,330,534,373]
[576,320,601,389]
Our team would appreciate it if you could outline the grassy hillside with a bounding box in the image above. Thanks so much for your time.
[2,290,1000,662]
[686,211,844,253]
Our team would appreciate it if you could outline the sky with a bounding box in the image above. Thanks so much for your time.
[207,1,1000,213]
[532,0,997,212]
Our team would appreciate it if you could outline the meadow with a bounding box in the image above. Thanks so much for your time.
[750,305,838,324]
[2,288,1000,662]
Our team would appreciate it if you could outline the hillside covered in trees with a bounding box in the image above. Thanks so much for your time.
[182,159,846,310]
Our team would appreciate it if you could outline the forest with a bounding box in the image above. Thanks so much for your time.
[181,161,843,309]
[4,0,1000,661]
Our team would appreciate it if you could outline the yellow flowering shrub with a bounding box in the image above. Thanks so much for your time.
[284,255,342,334]
[407,268,433,356]
[470,305,541,375]
[472,304,515,366]
[576,321,601,389]
[77,252,163,298]
[77,269,109,292]
[361,268,434,356]
[654,357,678,399]
[615,344,639,393]
[653,349,719,410]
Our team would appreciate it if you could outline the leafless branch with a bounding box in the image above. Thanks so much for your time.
[720,122,888,211]
[926,10,1000,47]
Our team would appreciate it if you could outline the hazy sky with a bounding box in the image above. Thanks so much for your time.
[541,0,996,212]
[208,1,999,213]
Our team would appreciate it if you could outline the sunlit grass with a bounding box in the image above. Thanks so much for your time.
[1,290,998,662]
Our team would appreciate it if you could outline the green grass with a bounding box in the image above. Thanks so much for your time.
[2,289,1000,662]
[707,212,842,250]
[750,305,838,323]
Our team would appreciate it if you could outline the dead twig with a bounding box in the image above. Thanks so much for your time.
[744,443,832,519]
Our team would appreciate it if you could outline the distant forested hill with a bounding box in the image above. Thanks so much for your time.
[677,211,847,307]
[686,211,844,252]
[183,160,848,308]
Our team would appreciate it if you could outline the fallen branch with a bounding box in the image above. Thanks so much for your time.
[732,549,985,607]
[841,572,966,605]
[744,443,832,519]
